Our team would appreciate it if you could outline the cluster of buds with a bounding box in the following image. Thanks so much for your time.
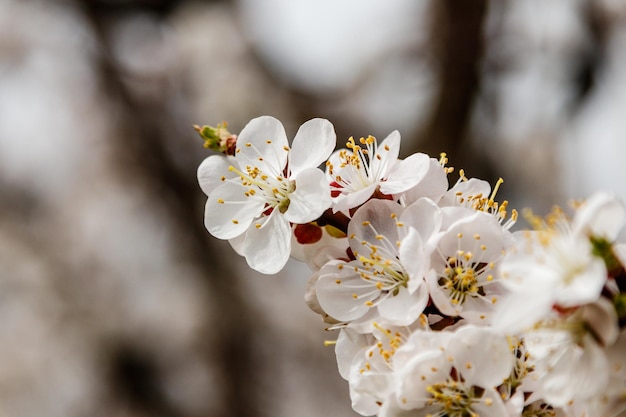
[196,116,626,417]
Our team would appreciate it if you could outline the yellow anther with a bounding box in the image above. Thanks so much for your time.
[217,199,224,204]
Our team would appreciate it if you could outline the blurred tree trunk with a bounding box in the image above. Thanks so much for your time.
[413,0,495,181]
[79,2,261,416]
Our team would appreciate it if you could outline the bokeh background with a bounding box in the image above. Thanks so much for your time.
[1,0,626,416]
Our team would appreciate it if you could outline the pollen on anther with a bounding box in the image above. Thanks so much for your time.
[266,139,272,144]
[255,224,262,229]
[217,199,224,204]
[335,279,342,284]
[232,219,239,224]
[245,142,252,147]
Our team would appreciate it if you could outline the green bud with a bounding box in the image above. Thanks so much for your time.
[615,293,626,320]
[590,236,621,273]
[194,122,237,155]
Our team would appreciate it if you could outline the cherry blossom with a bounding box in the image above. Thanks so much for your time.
[195,115,626,417]
[326,131,430,213]
[197,116,336,274]
[315,199,438,325]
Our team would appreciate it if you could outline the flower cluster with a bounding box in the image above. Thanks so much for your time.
[197,116,626,417]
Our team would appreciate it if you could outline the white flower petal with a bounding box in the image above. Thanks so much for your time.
[377,285,428,325]
[236,116,289,176]
[399,228,428,286]
[316,262,372,321]
[370,130,400,178]
[335,329,368,380]
[573,191,626,241]
[289,118,336,176]
[448,326,513,387]
[400,197,442,243]
[285,168,331,223]
[197,155,236,196]
[379,152,430,195]
[204,182,265,240]
[332,184,378,213]
[401,158,449,205]
[242,211,291,274]
[440,178,491,207]
[350,199,404,246]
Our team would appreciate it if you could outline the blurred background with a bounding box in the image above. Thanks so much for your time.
[1,0,626,416]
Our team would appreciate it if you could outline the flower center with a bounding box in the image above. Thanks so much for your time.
[327,135,391,194]
[439,253,490,305]
[228,164,295,212]
[426,378,483,417]
[341,220,410,308]
[436,232,499,308]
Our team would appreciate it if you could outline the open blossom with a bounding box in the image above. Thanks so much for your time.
[520,299,618,408]
[326,131,431,213]
[197,116,336,274]
[335,320,426,416]
[427,208,510,324]
[195,115,626,417]
[315,199,440,325]
[494,193,624,333]
[380,325,513,417]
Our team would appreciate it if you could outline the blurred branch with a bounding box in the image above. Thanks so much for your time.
[77,2,261,416]
[412,0,496,181]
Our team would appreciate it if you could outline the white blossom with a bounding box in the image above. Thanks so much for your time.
[197,116,336,274]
